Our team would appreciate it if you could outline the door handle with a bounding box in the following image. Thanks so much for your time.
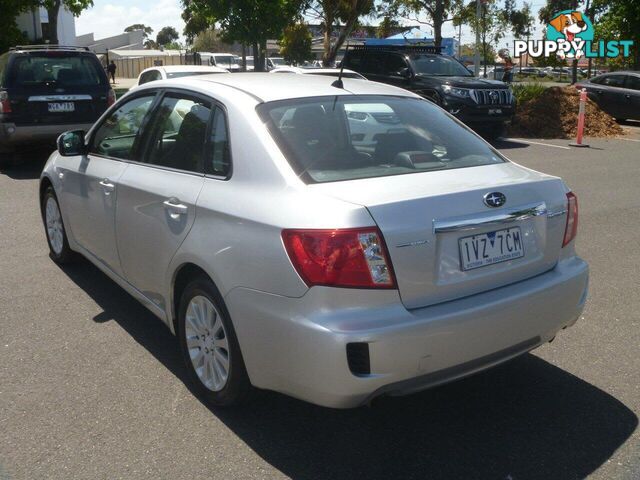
[596,90,603,94]
[625,94,631,98]
[99,179,115,193]
[163,198,188,216]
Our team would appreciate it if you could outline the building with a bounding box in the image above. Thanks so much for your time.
[15,7,76,45]
[365,28,459,57]
[75,30,145,52]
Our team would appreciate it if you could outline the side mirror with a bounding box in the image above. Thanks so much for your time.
[57,130,87,156]
[398,67,412,78]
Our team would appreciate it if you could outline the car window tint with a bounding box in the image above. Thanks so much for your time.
[139,70,160,84]
[90,95,156,159]
[385,54,408,75]
[344,51,363,70]
[625,75,640,91]
[144,94,212,173]
[8,54,106,87]
[206,106,231,176]
[258,95,505,184]
[601,75,625,87]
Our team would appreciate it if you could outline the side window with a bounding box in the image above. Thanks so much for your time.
[139,70,161,84]
[206,107,231,177]
[343,51,362,70]
[601,75,625,87]
[624,75,640,91]
[90,94,156,159]
[143,94,212,173]
[362,53,387,75]
[385,54,409,75]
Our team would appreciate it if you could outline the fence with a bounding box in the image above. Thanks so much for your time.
[102,52,202,79]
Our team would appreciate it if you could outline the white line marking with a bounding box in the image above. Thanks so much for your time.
[502,138,571,150]
[618,137,640,143]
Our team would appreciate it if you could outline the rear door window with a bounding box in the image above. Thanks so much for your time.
[8,54,107,88]
[600,75,626,88]
[624,75,640,91]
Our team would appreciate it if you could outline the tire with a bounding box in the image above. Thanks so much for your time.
[41,186,75,264]
[178,276,252,407]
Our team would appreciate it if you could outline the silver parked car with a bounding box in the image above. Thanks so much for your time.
[40,73,588,408]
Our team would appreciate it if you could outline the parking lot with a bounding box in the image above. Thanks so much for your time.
[1,125,639,479]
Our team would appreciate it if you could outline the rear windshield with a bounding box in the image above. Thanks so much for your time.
[257,95,505,184]
[214,56,238,68]
[166,71,223,79]
[8,53,106,88]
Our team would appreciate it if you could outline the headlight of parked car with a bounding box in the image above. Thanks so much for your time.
[442,85,472,98]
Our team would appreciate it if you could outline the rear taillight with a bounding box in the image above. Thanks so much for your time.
[0,91,11,113]
[562,192,578,247]
[107,88,116,107]
[282,227,396,288]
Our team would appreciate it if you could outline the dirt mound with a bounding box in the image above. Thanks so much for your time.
[508,86,624,138]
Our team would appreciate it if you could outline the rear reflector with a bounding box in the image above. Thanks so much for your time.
[562,192,578,247]
[107,89,116,107]
[0,91,11,113]
[282,227,396,288]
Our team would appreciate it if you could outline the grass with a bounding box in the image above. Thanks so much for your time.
[510,82,548,105]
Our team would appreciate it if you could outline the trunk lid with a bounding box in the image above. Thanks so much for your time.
[310,163,569,309]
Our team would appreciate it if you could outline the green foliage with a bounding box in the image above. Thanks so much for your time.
[182,0,304,70]
[591,0,640,69]
[389,0,465,47]
[157,26,180,46]
[460,0,507,68]
[280,23,312,65]
[125,24,154,39]
[511,82,547,105]
[0,0,31,53]
[192,29,232,52]
[376,15,401,38]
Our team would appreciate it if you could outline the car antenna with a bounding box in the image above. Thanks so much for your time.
[331,42,349,89]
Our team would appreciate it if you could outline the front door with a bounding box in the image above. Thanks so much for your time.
[115,91,213,311]
[58,93,157,276]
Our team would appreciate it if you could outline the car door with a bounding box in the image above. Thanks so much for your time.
[384,54,412,89]
[622,74,640,120]
[56,92,157,276]
[588,74,627,118]
[114,90,212,311]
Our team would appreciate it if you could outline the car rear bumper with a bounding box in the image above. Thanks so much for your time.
[226,256,589,408]
[0,122,94,150]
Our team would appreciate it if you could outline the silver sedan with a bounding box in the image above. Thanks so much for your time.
[40,73,588,408]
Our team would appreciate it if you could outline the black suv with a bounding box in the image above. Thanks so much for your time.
[342,45,515,138]
[0,45,114,165]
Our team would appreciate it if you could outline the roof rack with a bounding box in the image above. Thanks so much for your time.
[10,45,90,52]
[352,44,443,54]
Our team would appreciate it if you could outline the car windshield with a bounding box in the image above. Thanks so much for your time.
[257,95,505,184]
[9,54,105,88]
[411,55,473,77]
[214,56,238,68]
[270,58,286,66]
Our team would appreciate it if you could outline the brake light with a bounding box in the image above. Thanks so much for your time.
[282,227,396,288]
[562,192,579,247]
[107,88,116,107]
[0,91,11,113]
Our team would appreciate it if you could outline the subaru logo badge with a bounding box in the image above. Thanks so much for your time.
[484,192,506,208]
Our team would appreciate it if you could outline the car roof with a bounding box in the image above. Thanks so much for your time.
[143,72,419,103]
[270,67,361,75]
[152,65,228,73]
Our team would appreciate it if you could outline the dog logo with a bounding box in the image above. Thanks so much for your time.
[546,10,594,59]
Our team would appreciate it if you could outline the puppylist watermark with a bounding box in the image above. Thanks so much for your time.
[514,9,634,60]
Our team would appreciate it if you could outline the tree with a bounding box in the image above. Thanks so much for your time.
[0,0,32,53]
[125,24,154,39]
[387,0,464,48]
[280,22,313,65]
[182,0,304,71]
[306,0,375,66]
[376,15,401,38]
[192,29,233,52]
[591,0,640,69]
[459,0,508,75]
[36,0,94,44]
[156,26,180,47]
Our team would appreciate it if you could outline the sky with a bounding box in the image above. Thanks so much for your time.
[76,0,548,52]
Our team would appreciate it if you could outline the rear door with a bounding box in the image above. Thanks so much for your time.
[6,51,110,127]
[622,74,640,120]
[57,92,158,276]
[589,74,627,118]
[114,90,213,310]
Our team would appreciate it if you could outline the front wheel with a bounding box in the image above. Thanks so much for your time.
[178,277,252,407]
[42,187,75,263]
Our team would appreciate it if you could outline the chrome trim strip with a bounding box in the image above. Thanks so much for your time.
[433,202,547,233]
[547,209,568,218]
[28,95,92,102]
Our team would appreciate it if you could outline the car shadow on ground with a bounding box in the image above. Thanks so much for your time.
[0,150,50,180]
[490,138,530,150]
[59,260,638,480]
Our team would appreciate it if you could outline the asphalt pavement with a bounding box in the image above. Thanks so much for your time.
[1,125,639,480]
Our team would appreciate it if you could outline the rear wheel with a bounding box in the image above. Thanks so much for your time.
[42,187,75,263]
[178,277,252,407]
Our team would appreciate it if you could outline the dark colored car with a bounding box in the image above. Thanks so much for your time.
[576,71,640,121]
[0,45,114,165]
[342,45,515,138]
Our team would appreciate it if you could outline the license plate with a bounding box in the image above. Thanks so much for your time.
[459,227,524,271]
[48,102,75,113]
[488,108,502,115]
